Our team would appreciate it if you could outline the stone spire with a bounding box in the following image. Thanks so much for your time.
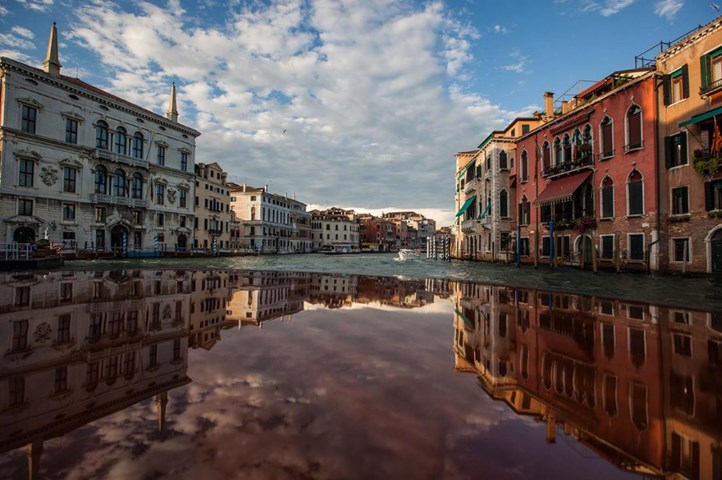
[43,22,61,76]
[166,82,179,122]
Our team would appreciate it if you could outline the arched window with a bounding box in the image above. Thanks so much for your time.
[553,137,562,166]
[112,169,126,197]
[95,120,109,150]
[94,165,108,194]
[542,141,551,172]
[132,132,144,159]
[499,150,508,170]
[499,190,509,218]
[131,173,143,199]
[520,150,528,182]
[563,134,572,164]
[572,128,582,159]
[628,170,644,215]
[626,104,643,150]
[601,176,614,218]
[519,195,530,226]
[600,116,614,159]
[115,127,127,155]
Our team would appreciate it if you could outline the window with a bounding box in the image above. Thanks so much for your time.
[181,152,189,171]
[12,320,28,351]
[518,196,530,226]
[115,127,127,155]
[628,170,644,216]
[665,132,688,169]
[542,141,551,171]
[673,238,691,262]
[521,124,530,135]
[95,120,109,149]
[499,190,509,218]
[8,376,25,407]
[149,344,158,367]
[65,118,78,144]
[112,169,126,197]
[94,166,107,194]
[600,235,614,259]
[18,198,33,216]
[563,134,572,164]
[21,105,37,133]
[57,313,71,342]
[132,132,144,159]
[60,281,73,302]
[94,207,106,223]
[499,150,508,170]
[131,173,143,199]
[179,188,187,208]
[520,150,528,182]
[705,180,722,211]
[672,187,689,215]
[157,213,164,227]
[626,105,642,151]
[541,236,551,257]
[629,233,645,261]
[173,338,181,361]
[156,183,165,205]
[553,137,562,166]
[600,116,614,158]
[603,375,618,416]
[701,48,722,93]
[601,177,614,218]
[63,167,77,193]
[133,210,143,226]
[54,366,68,393]
[62,203,75,221]
[157,145,166,165]
[630,383,648,430]
[18,158,35,187]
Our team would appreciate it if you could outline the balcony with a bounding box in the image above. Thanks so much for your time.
[464,179,477,194]
[90,193,148,208]
[208,228,223,235]
[92,149,150,170]
[542,153,594,178]
[461,219,476,232]
[700,78,722,97]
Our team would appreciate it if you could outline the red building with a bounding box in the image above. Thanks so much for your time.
[514,70,660,271]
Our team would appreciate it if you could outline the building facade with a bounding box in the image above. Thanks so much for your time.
[656,17,722,273]
[310,208,359,253]
[0,25,199,255]
[193,162,232,252]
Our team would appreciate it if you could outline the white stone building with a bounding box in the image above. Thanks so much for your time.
[310,208,360,253]
[0,24,199,255]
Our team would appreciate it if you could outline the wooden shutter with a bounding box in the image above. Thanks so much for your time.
[681,131,688,164]
[663,74,671,106]
[705,182,714,211]
[701,54,710,90]
[682,64,690,98]
[665,136,674,169]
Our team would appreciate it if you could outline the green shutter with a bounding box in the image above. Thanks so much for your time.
[681,131,688,165]
[682,64,689,99]
[665,136,673,169]
[701,53,711,89]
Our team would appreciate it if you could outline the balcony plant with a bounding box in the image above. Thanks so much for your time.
[575,216,597,234]
[693,149,721,176]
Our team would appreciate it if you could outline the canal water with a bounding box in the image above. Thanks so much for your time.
[0,261,720,479]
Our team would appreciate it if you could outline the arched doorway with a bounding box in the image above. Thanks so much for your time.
[576,235,593,267]
[177,234,187,252]
[110,225,128,256]
[13,227,35,244]
[712,230,722,273]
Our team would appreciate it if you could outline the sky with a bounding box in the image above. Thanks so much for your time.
[0,0,718,227]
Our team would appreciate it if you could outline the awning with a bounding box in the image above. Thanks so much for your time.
[456,197,475,217]
[534,170,592,206]
[478,198,491,219]
[679,106,722,128]
[457,160,475,180]
[454,308,474,329]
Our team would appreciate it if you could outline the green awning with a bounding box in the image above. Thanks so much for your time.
[457,159,475,180]
[679,106,722,128]
[454,308,474,329]
[478,198,492,220]
[456,197,475,217]
[477,133,493,150]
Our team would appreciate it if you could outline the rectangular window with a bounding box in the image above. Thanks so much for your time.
[629,234,645,261]
[65,118,78,144]
[156,183,165,205]
[133,210,143,225]
[628,181,643,216]
[60,282,73,302]
[157,213,164,227]
[95,207,106,223]
[173,338,181,361]
[521,124,530,135]
[602,185,614,218]
[673,334,692,356]
[62,203,76,221]
[665,132,688,168]
[705,180,722,211]
[149,344,158,367]
[181,152,188,172]
[600,235,614,259]
[8,376,25,407]
[21,105,37,133]
[15,286,30,307]
[19,158,34,187]
[63,167,77,193]
[673,238,691,262]
[54,366,68,393]
[57,313,71,342]
[157,145,166,166]
[179,189,187,208]
[672,187,689,215]
[18,198,33,216]
[12,320,28,351]
[541,236,551,257]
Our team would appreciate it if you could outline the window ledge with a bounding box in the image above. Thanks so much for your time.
[599,217,614,222]
[667,98,688,108]
[626,214,645,219]
[669,214,691,222]
[668,163,689,171]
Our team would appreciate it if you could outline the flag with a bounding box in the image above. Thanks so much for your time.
[712,119,722,157]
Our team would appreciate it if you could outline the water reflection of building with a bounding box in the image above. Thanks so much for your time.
[189,270,230,349]
[452,282,722,479]
[0,270,192,480]
[308,274,358,309]
[355,277,433,309]
[226,271,309,327]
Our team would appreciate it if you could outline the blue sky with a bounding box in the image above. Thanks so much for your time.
[0,0,717,226]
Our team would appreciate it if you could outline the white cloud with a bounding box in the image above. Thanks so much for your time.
[500,51,529,74]
[11,26,34,39]
[0,30,35,50]
[0,6,9,16]
[600,0,636,16]
[17,0,54,12]
[655,0,683,20]
[493,24,508,34]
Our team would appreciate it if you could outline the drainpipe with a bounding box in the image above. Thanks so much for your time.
[549,219,555,269]
[654,74,663,274]
[516,223,521,268]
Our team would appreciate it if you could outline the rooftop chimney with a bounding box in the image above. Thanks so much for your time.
[544,92,554,117]
[43,22,62,76]
[561,100,569,114]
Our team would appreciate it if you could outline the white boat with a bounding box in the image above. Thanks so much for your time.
[397,249,421,260]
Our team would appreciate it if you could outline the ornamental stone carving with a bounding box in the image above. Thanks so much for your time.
[167,188,177,204]
[40,166,58,186]
[33,322,52,343]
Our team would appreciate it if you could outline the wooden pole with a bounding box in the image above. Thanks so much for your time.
[580,234,586,270]
[534,232,538,268]
[592,233,598,273]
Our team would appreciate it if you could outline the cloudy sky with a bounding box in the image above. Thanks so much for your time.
[0,0,716,226]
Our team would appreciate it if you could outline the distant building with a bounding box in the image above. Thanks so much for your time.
[0,24,199,254]
[193,162,232,252]
[229,184,311,254]
[358,213,396,251]
[382,211,436,247]
[310,207,359,252]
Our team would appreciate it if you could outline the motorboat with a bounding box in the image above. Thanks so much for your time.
[397,249,421,260]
